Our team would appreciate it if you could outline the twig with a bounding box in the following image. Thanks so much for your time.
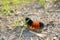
[29,31,51,40]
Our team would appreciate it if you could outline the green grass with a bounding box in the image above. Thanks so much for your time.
[39,0,45,6]
[1,0,31,15]
[1,0,46,15]
[13,19,19,28]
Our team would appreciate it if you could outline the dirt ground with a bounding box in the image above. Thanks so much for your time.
[0,1,60,40]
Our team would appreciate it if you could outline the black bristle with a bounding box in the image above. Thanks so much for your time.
[25,17,33,26]
[39,22,44,29]
[25,17,30,21]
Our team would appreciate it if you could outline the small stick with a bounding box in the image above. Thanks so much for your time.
[29,30,51,40]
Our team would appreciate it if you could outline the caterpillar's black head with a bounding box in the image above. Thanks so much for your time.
[25,17,33,26]
[39,22,44,29]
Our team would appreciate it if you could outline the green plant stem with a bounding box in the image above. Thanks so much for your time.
[19,26,27,38]
[19,19,30,38]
